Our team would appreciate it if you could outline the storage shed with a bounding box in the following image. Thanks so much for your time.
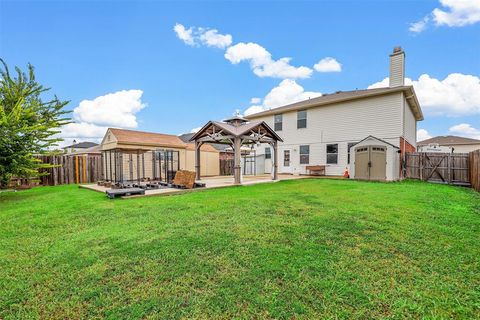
[349,136,400,181]
[101,128,219,184]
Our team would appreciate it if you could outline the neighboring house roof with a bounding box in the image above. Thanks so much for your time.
[245,86,423,121]
[179,133,233,152]
[64,141,99,149]
[418,135,480,146]
[106,128,218,152]
[70,145,102,155]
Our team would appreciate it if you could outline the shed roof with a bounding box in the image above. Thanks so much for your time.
[245,86,423,121]
[351,135,400,149]
[418,135,480,146]
[106,128,218,152]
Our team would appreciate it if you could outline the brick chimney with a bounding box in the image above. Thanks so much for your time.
[389,46,405,87]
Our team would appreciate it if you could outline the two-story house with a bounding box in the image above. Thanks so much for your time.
[245,47,423,181]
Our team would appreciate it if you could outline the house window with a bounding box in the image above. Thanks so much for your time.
[284,150,290,167]
[265,147,271,159]
[274,114,283,131]
[300,145,310,164]
[326,144,338,164]
[347,143,356,164]
[297,110,307,129]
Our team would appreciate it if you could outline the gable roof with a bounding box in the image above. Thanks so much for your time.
[418,135,480,146]
[179,133,231,152]
[64,141,98,149]
[352,135,400,149]
[109,128,186,148]
[106,128,218,152]
[190,120,283,143]
[245,86,423,121]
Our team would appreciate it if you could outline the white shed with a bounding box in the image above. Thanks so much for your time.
[349,136,400,181]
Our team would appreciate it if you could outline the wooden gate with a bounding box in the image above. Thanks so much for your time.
[404,152,470,186]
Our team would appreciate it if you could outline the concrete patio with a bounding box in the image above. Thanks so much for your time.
[80,174,312,198]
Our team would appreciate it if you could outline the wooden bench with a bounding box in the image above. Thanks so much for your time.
[106,188,145,199]
[306,165,326,176]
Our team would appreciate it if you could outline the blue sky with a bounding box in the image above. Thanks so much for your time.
[1,0,479,145]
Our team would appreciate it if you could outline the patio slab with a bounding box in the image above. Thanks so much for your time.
[79,174,311,198]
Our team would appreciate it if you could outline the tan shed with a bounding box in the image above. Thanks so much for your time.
[100,128,219,184]
[349,136,400,181]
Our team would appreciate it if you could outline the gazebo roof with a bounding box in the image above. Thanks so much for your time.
[189,119,282,144]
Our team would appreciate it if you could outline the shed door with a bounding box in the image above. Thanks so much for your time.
[354,147,370,179]
[354,146,387,181]
[369,146,386,180]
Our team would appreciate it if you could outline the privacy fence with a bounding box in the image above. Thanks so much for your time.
[36,154,103,186]
[470,150,480,192]
[404,151,480,191]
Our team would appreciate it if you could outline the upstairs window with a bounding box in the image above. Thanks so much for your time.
[327,144,338,164]
[274,114,283,131]
[297,110,307,129]
[300,145,310,164]
[265,147,271,159]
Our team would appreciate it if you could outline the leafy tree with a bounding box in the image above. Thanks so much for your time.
[0,59,70,188]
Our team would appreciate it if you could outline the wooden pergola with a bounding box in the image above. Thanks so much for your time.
[190,115,283,184]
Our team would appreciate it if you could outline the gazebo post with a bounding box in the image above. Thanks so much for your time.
[195,141,202,180]
[273,140,278,180]
[234,137,242,185]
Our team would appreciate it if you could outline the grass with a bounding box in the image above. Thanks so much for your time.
[0,179,479,319]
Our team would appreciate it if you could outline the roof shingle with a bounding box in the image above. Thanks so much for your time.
[418,135,480,146]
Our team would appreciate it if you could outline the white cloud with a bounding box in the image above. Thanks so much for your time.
[433,0,480,27]
[449,123,480,139]
[56,89,146,147]
[173,23,195,46]
[74,89,145,128]
[199,29,232,49]
[250,97,261,104]
[244,105,265,116]
[244,79,321,115]
[174,23,232,49]
[368,73,480,116]
[313,57,342,72]
[59,122,110,139]
[190,126,202,133]
[409,0,480,32]
[175,24,322,79]
[417,129,432,141]
[409,16,430,33]
[224,42,270,65]
[225,42,312,79]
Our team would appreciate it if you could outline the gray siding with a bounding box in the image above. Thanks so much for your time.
[253,93,404,175]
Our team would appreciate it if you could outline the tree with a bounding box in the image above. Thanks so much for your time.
[0,59,70,188]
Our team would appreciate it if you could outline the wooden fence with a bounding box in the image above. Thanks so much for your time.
[36,154,103,186]
[404,152,470,186]
[220,159,234,176]
[469,150,480,192]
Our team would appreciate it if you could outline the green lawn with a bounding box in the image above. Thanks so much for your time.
[0,179,479,319]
